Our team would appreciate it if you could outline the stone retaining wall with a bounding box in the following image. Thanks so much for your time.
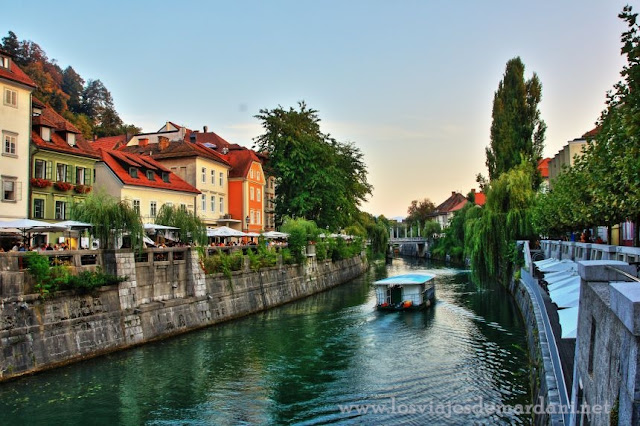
[0,250,367,381]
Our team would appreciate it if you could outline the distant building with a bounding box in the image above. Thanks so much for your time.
[0,50,36,220]
[430,192,468,229]
[538,157,551,192]
[548,130,596,190]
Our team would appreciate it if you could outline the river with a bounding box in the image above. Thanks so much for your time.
[0,257,531,425]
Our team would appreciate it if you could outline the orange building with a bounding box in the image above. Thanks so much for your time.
[226,148,265,233]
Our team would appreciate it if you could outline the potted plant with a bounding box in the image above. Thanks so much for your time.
[74,184,92,194]
[30,178,52,188]
[54,181,73,191]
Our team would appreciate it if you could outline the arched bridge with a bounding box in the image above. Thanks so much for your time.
[388,237,429,258]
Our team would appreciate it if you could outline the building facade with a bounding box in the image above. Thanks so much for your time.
[0,50,36,220]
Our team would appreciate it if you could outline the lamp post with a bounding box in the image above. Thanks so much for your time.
[245,215,250,245]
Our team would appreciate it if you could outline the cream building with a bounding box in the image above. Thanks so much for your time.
[94,149,200,224]
[0,51,36,220]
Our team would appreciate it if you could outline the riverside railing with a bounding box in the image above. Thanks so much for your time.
[539,240,640,263]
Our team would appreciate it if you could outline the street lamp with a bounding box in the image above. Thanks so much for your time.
[245,215,250,245]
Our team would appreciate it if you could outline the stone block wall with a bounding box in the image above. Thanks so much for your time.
[0,249,367,381]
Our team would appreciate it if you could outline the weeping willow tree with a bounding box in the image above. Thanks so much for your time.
[467,161,537,284]
[155,204,206,246]
[70,191,144,251]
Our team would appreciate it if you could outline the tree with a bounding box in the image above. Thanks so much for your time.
[155,205,206,246]
[485,57,546,188]
[70,191,144,251]
[254,102,372,230]
[1,31,20,60]
[62,66,85,113]
[406,198,436,226]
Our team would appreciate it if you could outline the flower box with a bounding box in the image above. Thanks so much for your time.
[74,184,92,194]
[30,178,52,188]
[54,181,73,191]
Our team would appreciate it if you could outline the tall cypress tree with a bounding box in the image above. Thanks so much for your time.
[485,57,546,187]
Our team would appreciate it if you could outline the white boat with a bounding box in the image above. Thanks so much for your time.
[374,273,436,311]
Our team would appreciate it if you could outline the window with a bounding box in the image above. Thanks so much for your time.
[34,160,46,179]
[211,169,215,185]
[3,131,17,156]
[257,211,261,224]
[219,172,224,186]
[129,167,138,178]
[41,127,51,142]
[55,200,67,220]
[33,199,44,219]
[2,178,17,201]
[211,195,215,212]
[56,164,68,182]
[201,167,206,183]
[201,194,206,211]
[76,167,85,185]
[162,172,169,183]
[250,169,254,179]
[180,204,186,211]
[4,88,17,107]
[133,200,140,214]
[67,133,76,147]
[257,171,261,181]
[0,56,8,69]
[219,196,224,213]
[257,189,261,202]
[250,187,254,201]
[146,170,155,181]
[150,201,157,218]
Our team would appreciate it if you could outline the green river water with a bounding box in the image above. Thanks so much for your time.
[0,257,531,425]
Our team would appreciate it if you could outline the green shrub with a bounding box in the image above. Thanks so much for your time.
[25,252,54,298]
[65,269,127,293]
[202,253,224,274]
[281,248,295,265]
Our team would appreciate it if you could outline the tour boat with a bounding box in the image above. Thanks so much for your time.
[374,272,436,311]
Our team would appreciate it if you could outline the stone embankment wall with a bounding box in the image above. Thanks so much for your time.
[0,249,367,381]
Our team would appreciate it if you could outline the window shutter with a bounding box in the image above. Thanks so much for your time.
[46,161,52,180]
[16,181,22,201]
[66,165,72,183]
[85,169,91,185]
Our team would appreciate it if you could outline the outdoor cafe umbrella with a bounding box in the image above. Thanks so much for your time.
[261,231,289,239]
[0,219,68,243]
[207,226,246,238]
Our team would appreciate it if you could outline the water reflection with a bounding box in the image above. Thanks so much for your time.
[0,258,530,425]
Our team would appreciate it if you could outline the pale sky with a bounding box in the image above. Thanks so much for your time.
[3,0,631,218]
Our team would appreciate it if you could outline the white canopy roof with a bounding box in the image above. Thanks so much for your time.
[538,260,577,273]
[0,219,68,233]
[54,220,93,229]
[144,223,180,232]
[558,307,579,339]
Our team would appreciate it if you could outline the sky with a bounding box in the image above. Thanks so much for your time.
[3,0,632,218]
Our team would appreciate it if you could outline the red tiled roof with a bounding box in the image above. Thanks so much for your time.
[121,140,231,167]
[99,149,200,194]
[92,135,128,151]
[582,127,599,140]
[31,100,99,159]
[224,148,261,179]
[538,158,550,178]
[433,192,468,214]
[0,55,36,88]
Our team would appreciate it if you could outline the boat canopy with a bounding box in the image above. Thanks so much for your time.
[374,273,435,286]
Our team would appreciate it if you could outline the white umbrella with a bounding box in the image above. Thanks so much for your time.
[0,219,68,233]
[262,231,288,239]
[143,223,180,232]
[245,232,261,237]
[208,226,246,237]
[54,220,93,230]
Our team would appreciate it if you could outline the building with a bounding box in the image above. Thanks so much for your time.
[0,50,36,220]
[118,135,231,228]
[538,157,551,192]
[430,192,469,229]
[548,130,594,189]
[94,149,200,223]
[30,99,100,226]
[225,148,266,234]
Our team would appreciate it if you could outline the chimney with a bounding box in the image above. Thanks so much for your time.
[158,136,169,151]
[452,191,456,196]
[190,133,197,143]
[471,188,476,194]
[139,138,149,147]
[203,125,208,133]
